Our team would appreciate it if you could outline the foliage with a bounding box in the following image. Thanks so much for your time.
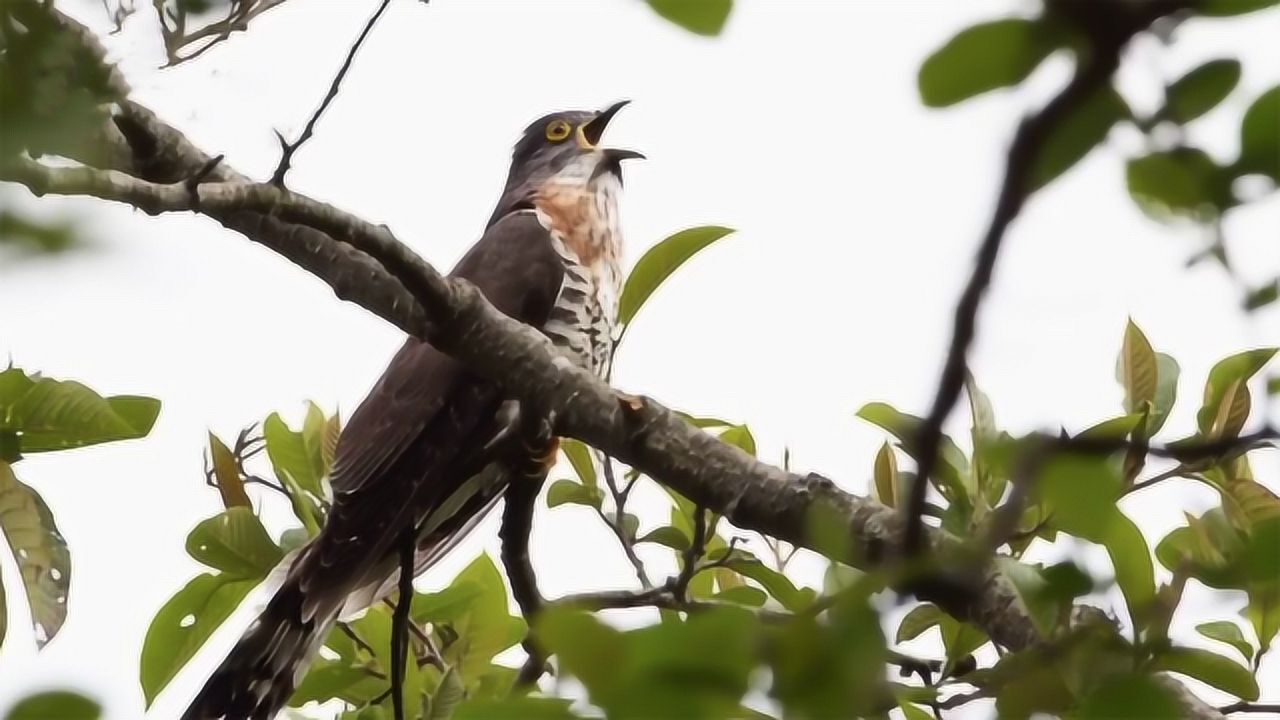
[0,366,159,650]
[3,691,100,720]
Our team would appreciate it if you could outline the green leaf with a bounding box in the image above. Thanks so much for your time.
[264,410,326,498]
[1116,319,1158,415]
[411,581,485,625]
[0,461,71,646]
[856,402,970,495]
[290,658,386,706]
[1127,148,1230,221]
[617,226,734,330]
[536,607,625,704]
[645,0,732,36]
[997,559,1087,638]
[1245,279,1279,312]
[1032,86,1128,190]
[637,525,690,552]
[184,508,284,579]
[1039,454,1121,541]
[917,18,1062,108]
[1159,59,1241,124]
[1199,0,1280,15]
[724,558,810,612]
[1150,353,1181,435]
[1196,621,1254,663]
[4,691,100,720]
[1238,86,1279,178]
[546,479,603,509]
[438,554,522,685]
[0,370,159,456]
[139,573,258,705]
[207,432,250,509]
[1076,673,1181,719]
[898,703,934,720]
[428,666,465,720]
[1244,589,1280,658]
[1196,348,1276,434]
[1,564,7,647]
[453,697,579,720]
[896,603,942,643]
[351,605,424,719]
[717,424,756,456]
[559,439,597,489]
[1102,513,1156,629]
[872,442,898,508]
[1151,646,1259,700]
[713,585,767,607]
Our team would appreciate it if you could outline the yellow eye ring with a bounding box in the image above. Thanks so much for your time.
[545,120,572,142]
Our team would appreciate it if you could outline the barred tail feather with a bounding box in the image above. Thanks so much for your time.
[181,580,339,720]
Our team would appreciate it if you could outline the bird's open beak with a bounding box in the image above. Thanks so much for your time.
[580,101,646,163]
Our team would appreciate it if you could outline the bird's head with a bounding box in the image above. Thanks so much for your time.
[500,101,643,198]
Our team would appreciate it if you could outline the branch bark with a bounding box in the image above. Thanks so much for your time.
[0,8,1227,719]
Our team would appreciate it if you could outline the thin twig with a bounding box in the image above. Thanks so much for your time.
[1219,703,1280,715]
[270,0,392,186]
[389,532,415,720]
[904,0,1196,554]
[1121,464,1195,496]
[674,505,708,600]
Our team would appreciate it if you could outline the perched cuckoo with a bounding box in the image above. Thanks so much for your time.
[183,102,641,720]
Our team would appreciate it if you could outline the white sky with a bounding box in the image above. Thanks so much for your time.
[1,1,1278,718]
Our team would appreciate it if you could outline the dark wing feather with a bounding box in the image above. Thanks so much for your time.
[329,210,563,496]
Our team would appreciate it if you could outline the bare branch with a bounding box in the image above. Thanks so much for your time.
[270,0,392,186]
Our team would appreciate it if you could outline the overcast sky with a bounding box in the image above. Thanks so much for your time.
[1,1,1277,718]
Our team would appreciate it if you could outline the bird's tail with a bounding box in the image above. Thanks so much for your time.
[180,571,339,720]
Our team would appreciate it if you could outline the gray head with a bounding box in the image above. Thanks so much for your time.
[488,101,643,227]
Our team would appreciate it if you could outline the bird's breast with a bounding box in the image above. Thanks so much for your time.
[534,175,623,377]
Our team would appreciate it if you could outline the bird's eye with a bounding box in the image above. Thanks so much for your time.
[545,120,572,142]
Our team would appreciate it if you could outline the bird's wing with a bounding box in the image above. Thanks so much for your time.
[328,210,563,497]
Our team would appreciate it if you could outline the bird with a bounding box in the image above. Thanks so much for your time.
[182,101,642,720]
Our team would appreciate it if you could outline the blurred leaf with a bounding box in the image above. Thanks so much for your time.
[184,508,283,579]
[1116,319,1158,415]
[1151,646,1259,700]
[674,412,735,429]
[1031,86,1127,190]
[560,439,597,489]
[4,691,100,720]
[264,410,326,498]
[1238,86,1279,178]
[1039,454,1121,540]
[541,605,757,719]
[0,368,159,458]
[546,479,603,509]
[617,226,735,330]
[1196,348,1276,434]
[1127,148,1230,221]
[917,18,1062,108]
[770,594,887,719]
[207,432,250,509]
[998,559,1089,638]
[139,573,257,705]
[896,603,942,643]
[898,703,934,720]
[0,461,70,647]
[637,525,691,552]
[724,557,810,612]
[1076,673,1181,719]
[1156,509,1248,590]
[1,566,6,647]
[1244,279,1278,312]
[429,667,469,719]
[453,697,579,720]
[1159,59,1241,124]
[1244,590,1280,659]
[646,0,732,36]
[0,211,81,255]
[1196,621,1254,663]
[1199,0,1280,15]
[873,442,898,507]
[713,585,767,607]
